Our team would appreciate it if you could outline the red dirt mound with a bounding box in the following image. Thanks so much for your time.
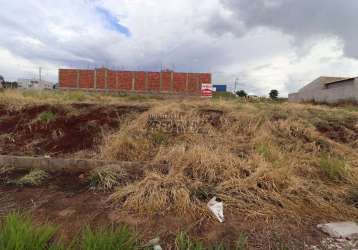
[0,104,148,156]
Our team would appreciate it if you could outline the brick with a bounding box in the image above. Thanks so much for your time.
[96,68,106,89]
[188,73,200,93]
[134,71,146,91]
[59,69,77,88]
[79,70,94,88]
[117,71,132,91]
[59,68,211,95]
[107,70,116,90]
[161,72,172,92]
[173,73,186,92]
[147,72,160,92]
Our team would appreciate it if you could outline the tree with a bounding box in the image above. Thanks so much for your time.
[269,89,279,100]
[236,90,248,98]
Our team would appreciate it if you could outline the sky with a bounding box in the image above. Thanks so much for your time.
[0,0,357,96]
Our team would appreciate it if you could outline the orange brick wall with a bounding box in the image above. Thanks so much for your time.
[134,71,146,91]
[79,70,94,88]
[96,68,106,89]
[161,72,172,92]
[188,73,199,93]
[107,70,116,90]
[147,72,160,92]
[118,71,132,90]
[173,73,187,93]
[59,68,211,95]
[59,69,77,88]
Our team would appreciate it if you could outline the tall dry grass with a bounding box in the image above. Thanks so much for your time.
[100,98,358,221]
[2,90,357,221]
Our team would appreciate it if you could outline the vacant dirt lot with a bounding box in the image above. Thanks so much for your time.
[0,90,357,249]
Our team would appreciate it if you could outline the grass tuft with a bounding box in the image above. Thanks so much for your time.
[175,232,204,250]
[10,169,48,186]
[318,156,347,182]
[81,225,136,250]
[0,213,59,250]
[89,165,128,191]
[39,111,56,124]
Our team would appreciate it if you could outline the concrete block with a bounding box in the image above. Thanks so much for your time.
[318,222,358,239]
[12,156,49,170]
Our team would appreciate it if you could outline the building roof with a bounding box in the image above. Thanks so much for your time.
[319,76,355,86]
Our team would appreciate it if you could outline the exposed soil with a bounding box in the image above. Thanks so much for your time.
[0,103,148,157]
[315,118,358,147]
[0,170,325,249]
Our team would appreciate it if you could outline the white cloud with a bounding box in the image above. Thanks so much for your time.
[0,0,358,97]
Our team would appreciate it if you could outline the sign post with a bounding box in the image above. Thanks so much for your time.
[201,83,213,98]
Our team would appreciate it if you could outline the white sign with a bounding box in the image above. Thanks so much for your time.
[201,83,213,98]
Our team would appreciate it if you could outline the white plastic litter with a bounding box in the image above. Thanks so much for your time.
[207,196,224,223]
[148,237,162,250]
[153,245,162,250]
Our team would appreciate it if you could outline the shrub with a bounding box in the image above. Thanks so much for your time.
[236,90,247,98]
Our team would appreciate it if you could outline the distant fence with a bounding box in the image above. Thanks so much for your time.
[59,68,211,95]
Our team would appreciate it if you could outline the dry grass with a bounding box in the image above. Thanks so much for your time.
[10,169,49,186]
[89,165,128,191]
[102,98,358,220]
[1,89,358,221]
[108,172,206,216]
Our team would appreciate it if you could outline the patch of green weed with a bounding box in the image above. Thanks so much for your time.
[0,213,60,250]
[10,169,48,186]
[319,156,346,182]
[39,111,56,124]
[82,225,136,250]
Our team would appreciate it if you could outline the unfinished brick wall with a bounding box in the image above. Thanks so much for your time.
[117,71,132,90]
[79,70,94,89]
[147,72,160,92]
[59,69,77,88]
[59,68,211,95]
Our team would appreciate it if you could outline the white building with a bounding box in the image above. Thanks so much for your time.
[17,79,54,89]
[289,76,358,104]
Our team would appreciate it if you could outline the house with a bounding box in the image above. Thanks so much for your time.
[288,76,358,103]
[17,79,54,90]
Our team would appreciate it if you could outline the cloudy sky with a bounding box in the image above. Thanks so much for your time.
[1,0,357,96]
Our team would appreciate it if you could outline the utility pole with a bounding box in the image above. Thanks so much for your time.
[234,78,239,92]
[39,67,42,81]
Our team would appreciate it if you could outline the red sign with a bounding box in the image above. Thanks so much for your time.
[201,84,213,98]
